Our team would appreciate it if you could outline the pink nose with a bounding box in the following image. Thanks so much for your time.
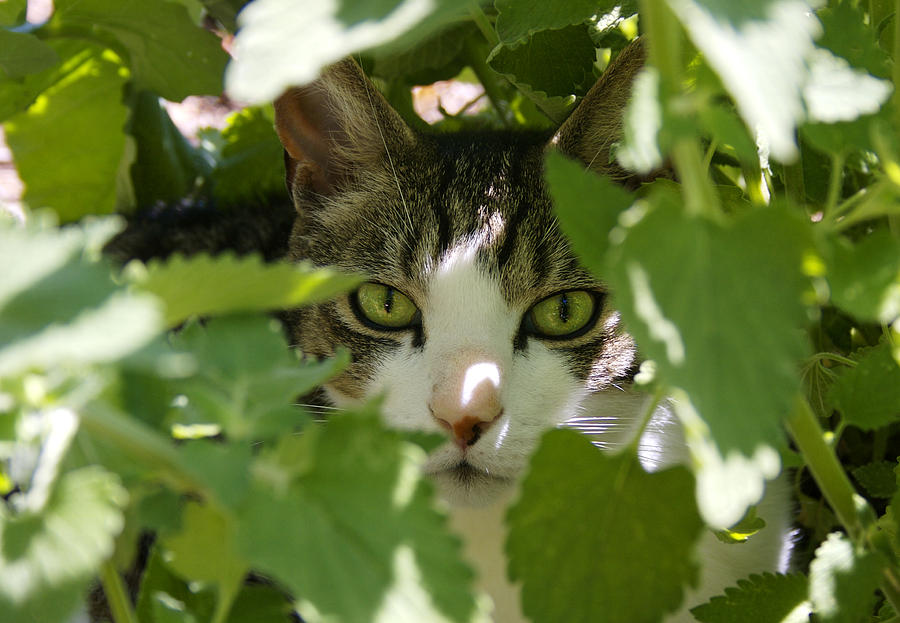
[429,360,503,449]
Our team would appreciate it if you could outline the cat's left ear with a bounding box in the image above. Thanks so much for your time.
[551,38,654,185]
[274,59,415,197]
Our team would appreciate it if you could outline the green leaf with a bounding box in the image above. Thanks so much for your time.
[0,218,162,376]
[494,0,619,44]
[0,0,26,26]
[369,21,475,85]
[236,414,478,623]
[210,106,286,206]
[224,583,295,623]
[545,150,634,270]
[827,229,900,325]
[136,546,217,623]
[53,0,228,100]
[487,24,596,98]
[828,342,900,431]
[176,441,253,508]
[130,253,363,326]
[130,90,211,207]
[168,315,346,440]
[817,0,890,79]
[809,532,881,623]
[0,466,128,623]
[852,461,898,499]
[226,0,465,103]
[665,0,821,161]
[0,30,59,78]
[506,430,703,623]
[4,45,130,221]
[607,193,812,456]
[160,501,248,612]
[690,573,811,623]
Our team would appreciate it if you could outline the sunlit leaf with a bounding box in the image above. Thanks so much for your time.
[129,253,362,326]
[4,45,130,221]
[235,414,478,623]
[665,0,821,161]
[0,467,127,623]
[607,191,812,456]
[226,0,465,103]
[809,532,881,623]
[53,0,228,100]
[0,218,162,376]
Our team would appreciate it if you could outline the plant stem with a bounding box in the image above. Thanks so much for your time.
[786,396,900,614]
[463,39,511,127]
[639,0,721,219]
[825,152,845,220]
[783,159,806,208]
[468,1,499,49]
[99,560,139,623]
[786,396,863,541]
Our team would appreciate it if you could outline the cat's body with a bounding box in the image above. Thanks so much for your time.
[270,39,794,622]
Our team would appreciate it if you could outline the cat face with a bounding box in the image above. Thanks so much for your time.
[274,42,647,505]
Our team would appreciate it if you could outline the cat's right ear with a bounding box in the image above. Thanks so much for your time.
[550,39,661,186]
[274,59,414,197]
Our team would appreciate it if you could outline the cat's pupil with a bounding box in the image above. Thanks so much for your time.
[383,287,395,314]
[559,293,570,323]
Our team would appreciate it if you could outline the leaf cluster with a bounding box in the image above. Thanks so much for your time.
[2,0,900,622]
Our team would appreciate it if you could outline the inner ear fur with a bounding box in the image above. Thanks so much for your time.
[551,39,660,186]
[274,59,415,197]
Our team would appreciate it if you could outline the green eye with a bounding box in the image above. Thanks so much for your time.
[355,282,419,329]
[528,290,596,338]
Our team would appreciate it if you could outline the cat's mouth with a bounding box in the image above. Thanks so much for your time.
[424,460,514,505]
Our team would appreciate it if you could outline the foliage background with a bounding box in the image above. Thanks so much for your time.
[1,0,900,622]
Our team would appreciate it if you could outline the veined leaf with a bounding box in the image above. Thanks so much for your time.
[828,342,900,431]
[168,315,347,440]
[0,467,128,623]
[691,573,811,623]
[53,0,228,100]
[506,429,703,623]
[235,413,479,623]
[129,253,363,326]
[4,44,130,221]
[487,24,596,98]
[607,191,812,457]
[494,0,623,44]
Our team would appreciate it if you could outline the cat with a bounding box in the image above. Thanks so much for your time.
[270,39,794,623]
